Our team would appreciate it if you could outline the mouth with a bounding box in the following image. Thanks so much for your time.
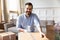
[26,11,30,13]
[26,11,31,13]
[26,11,31,15]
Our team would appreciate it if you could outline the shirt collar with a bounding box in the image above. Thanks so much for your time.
[24,13,32,18]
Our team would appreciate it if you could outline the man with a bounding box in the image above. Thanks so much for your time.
[16,2,45,37]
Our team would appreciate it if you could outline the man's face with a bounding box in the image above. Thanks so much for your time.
[25,5,33,16]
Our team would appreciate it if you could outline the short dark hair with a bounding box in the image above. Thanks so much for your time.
[25,2,33,9]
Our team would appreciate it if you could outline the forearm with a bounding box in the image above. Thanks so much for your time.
[36,26,42,37]
[17,28,24,32]
[37,27,41,33]
[18,28,27,32]
[37,26,46,38]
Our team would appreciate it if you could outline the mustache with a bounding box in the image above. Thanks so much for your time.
[26,11,31,12]
[26,11,31,13]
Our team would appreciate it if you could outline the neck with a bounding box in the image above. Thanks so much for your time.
[25,14,30,18]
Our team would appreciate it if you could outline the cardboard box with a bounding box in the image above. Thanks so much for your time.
[18,32,49,40]
[0,32,16,40]
[0,32,10,40]
[6,32,16,40]
[46,25,55,40]
[0,29,4,33]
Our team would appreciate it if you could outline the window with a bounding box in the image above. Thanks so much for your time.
[6,0,20,20]
[1,0,5,22]
[9,11,18,19]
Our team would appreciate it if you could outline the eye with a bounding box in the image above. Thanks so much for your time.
[27,8,28,9]
[29,9,32,10]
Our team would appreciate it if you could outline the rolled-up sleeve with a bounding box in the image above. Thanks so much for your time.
[16,16,22,30]
[34,14,41,32]
[34,15,40,27]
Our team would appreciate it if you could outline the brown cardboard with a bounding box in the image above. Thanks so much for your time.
[0,32,10,40]
[0,29,4,33]
[0,32,16,40]
[6,32,16,40]
[18,32,49,40]
[46,25,55,40]
[31,32,48,40]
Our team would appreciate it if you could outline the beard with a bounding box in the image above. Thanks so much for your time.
[26,11,31,16]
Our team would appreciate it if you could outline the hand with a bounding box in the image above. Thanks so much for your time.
[19,28,24,32]
[19,28,28,32]
[24,30,28,32]
[41,32,46,38]
[41,32,49,40]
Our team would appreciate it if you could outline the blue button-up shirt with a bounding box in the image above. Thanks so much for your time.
[16,13,40,32]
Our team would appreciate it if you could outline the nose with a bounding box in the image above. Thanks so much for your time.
[27,9,30,11]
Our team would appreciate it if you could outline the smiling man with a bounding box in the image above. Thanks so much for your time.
[16,2,45,37]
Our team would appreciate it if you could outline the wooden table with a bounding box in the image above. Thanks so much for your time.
[18,32,49,40]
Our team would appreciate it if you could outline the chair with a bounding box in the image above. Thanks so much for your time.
[4,19,18,35]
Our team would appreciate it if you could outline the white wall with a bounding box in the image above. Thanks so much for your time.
[24,0,60,23]
[24,0,60,8]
